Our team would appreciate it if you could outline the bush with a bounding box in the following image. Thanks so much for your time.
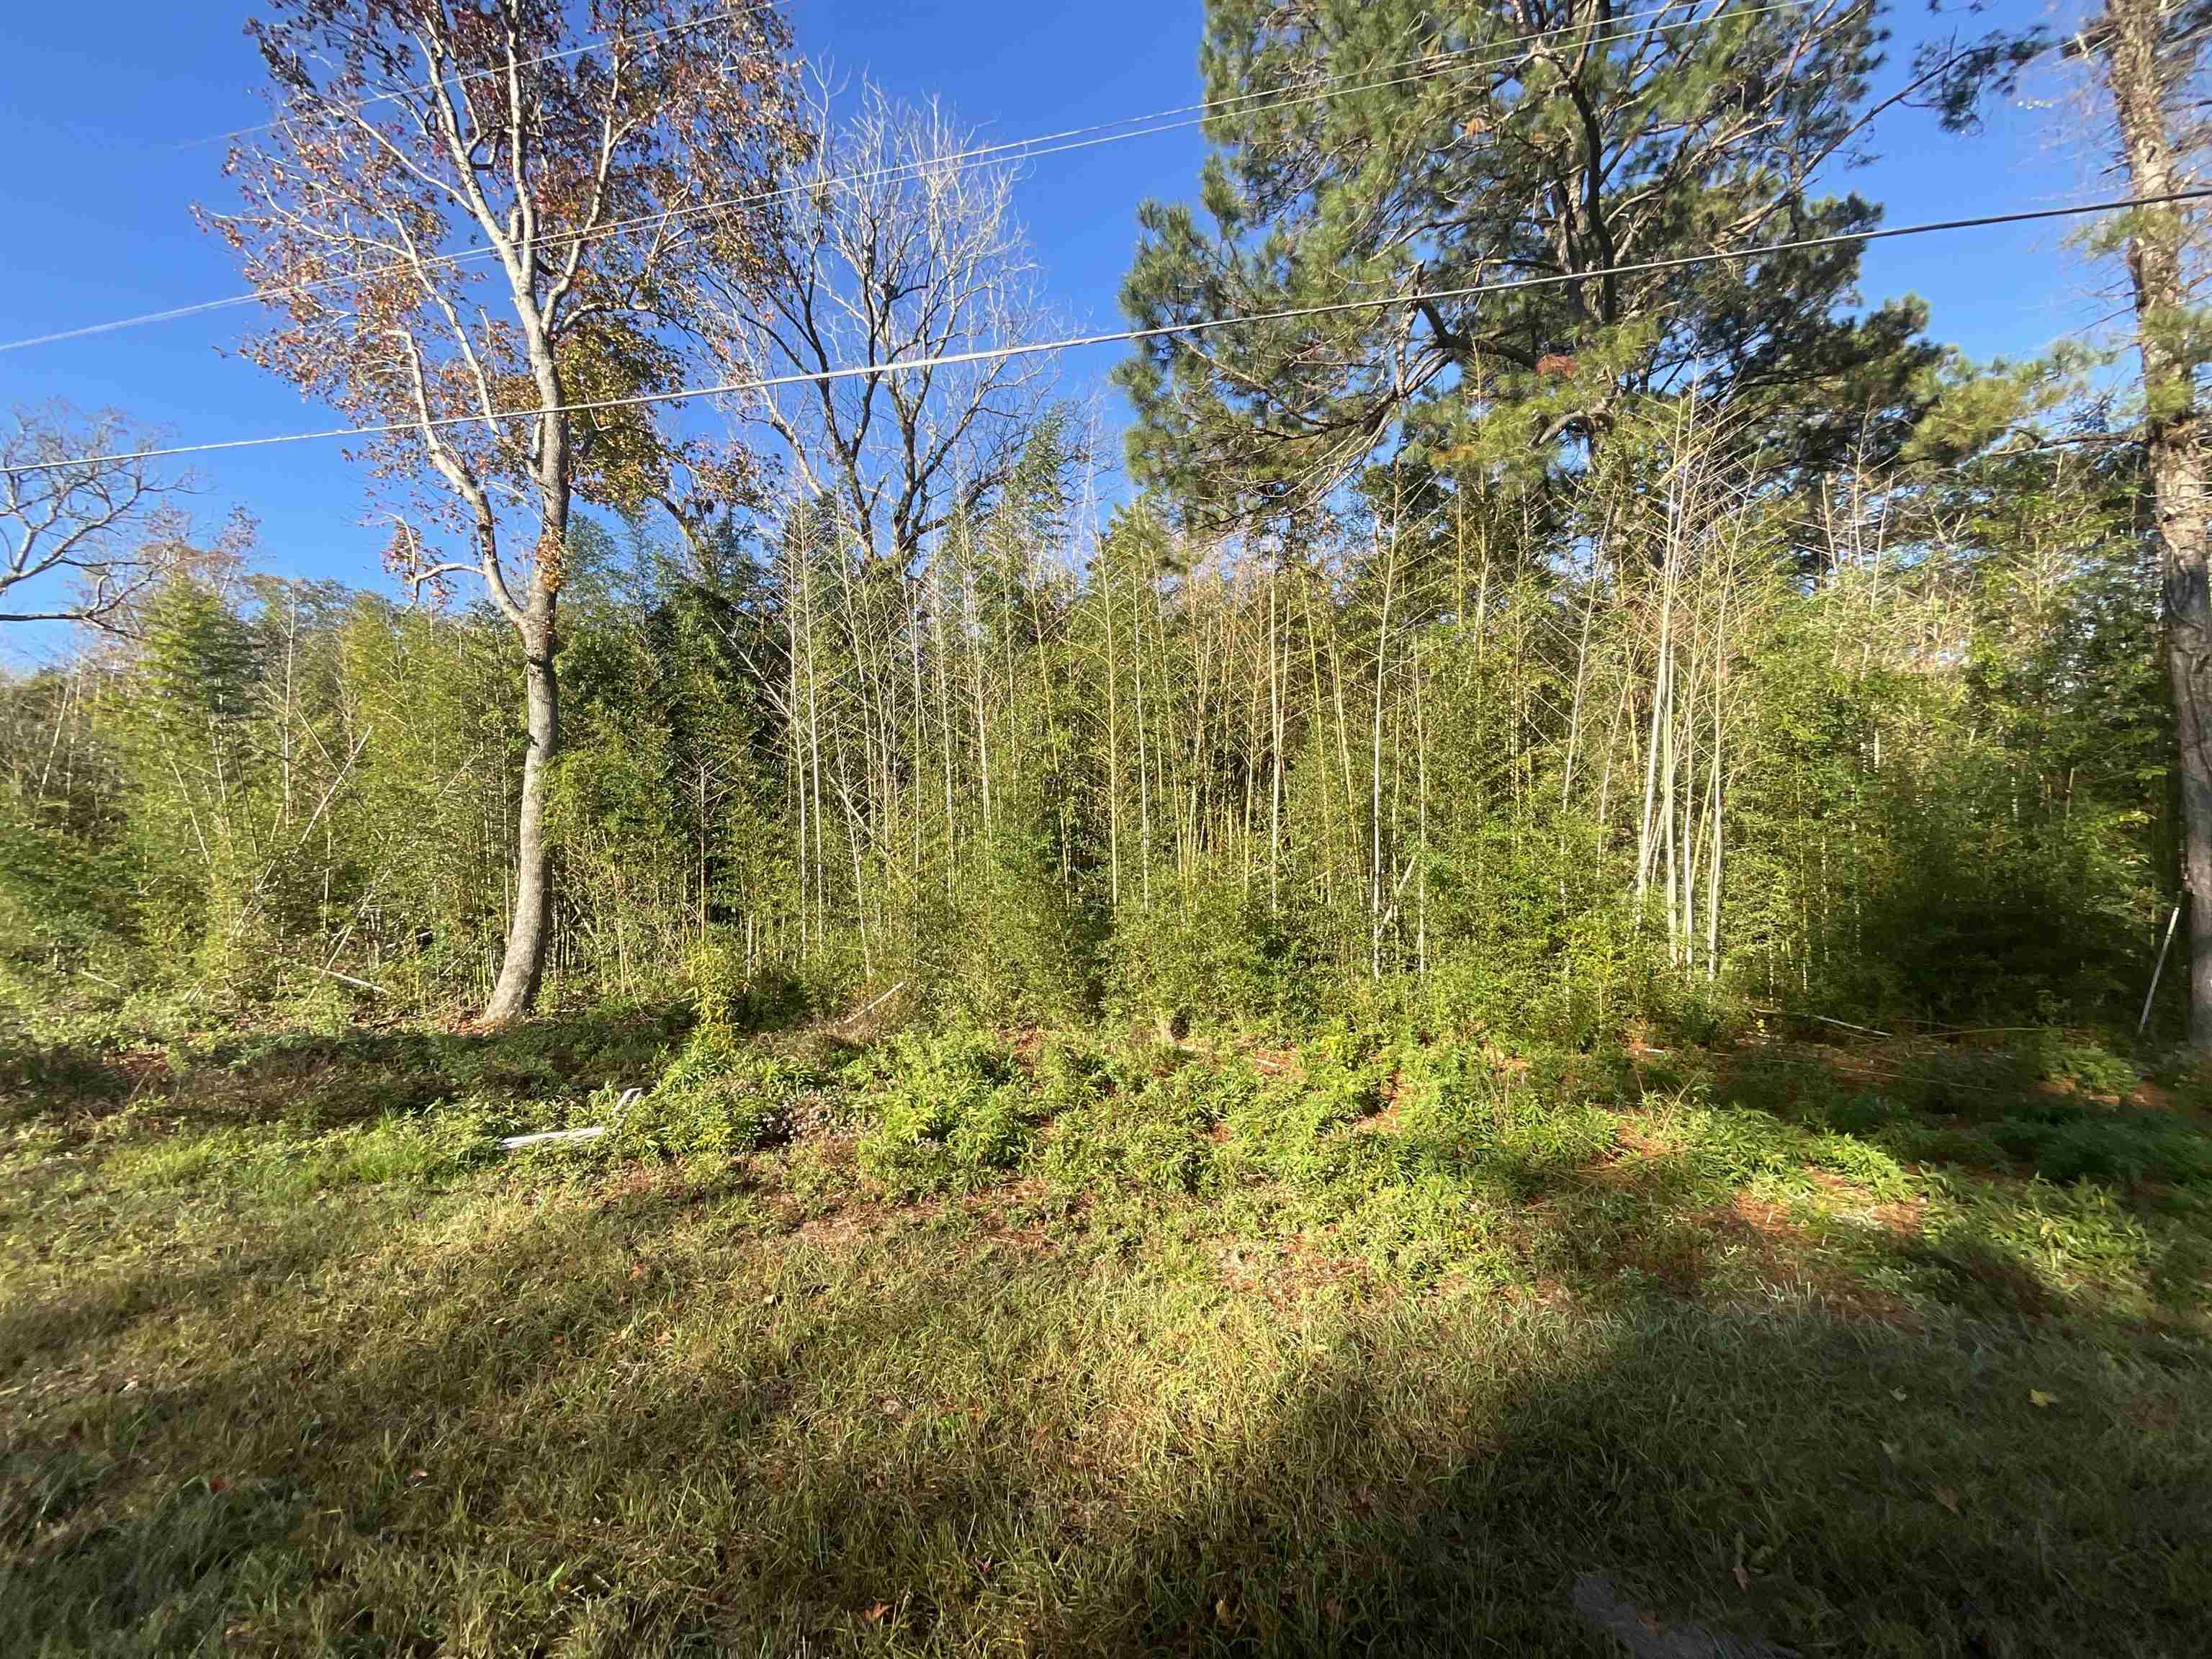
[687,932,810,1039]
[1106,876,1318,1037]
[624,1032,829,1158]
[2035,1040,2143,1100]
[850,1025,1035,1192]
[1031,1043,1244,1197]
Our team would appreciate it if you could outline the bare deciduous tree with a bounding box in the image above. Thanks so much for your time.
[1,405,194,632]
[685,76,1054,572]
[207,0,796,1027]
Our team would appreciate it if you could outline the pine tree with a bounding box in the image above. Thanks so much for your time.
[1117,0,1938,520]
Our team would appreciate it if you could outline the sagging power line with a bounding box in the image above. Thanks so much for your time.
[17,187,2205,476]
[0,0,1809,355]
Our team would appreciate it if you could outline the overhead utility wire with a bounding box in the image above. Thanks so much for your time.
[11,0,1732,348]
[518,0,1809,278]
[0,0,1811,353]
[17,186,2204,475]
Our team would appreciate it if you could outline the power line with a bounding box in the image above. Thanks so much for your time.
[17,187,2204,477]
[0,0,1809,355]
[172,3,781,151]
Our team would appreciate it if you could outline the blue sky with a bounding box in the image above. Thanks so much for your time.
[0,1,2092,657]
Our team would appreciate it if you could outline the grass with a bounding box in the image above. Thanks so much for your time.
[4,1009,2211,1655]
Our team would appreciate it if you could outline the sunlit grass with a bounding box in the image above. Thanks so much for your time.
[5,1013,2211,1655]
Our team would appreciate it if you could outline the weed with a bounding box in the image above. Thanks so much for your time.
[623,1030,832,1157]
[850,1025,1036,1192]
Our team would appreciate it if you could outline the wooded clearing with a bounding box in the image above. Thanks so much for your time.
[6,1,2212,1653]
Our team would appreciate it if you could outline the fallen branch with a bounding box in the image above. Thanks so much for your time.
[498,1086,642,1152]
[497,1125,608,1149]
[310,965,390,997]
[837,979,906,1030]
[1808,1013,1891,1040]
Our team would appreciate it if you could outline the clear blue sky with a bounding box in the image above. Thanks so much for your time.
[0,0,2094,657]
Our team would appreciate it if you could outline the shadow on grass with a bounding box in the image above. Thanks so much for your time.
[5,1162,2208,1658]
[0,1000,712,1138]
[1704,1038,2212,1192]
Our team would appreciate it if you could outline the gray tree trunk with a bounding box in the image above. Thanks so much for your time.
[483,598,559,1028]
[2100,0,2212,1048]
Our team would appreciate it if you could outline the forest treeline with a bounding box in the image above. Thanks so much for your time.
[0,405,2175,1040]
[0,0,2204,1047]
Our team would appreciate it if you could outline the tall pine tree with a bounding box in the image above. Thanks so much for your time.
[1118,0,1941,520]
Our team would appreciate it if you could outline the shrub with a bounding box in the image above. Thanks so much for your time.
[624,1033,829,1158]
[1105,876,1318,1037]
[1804,1130,1910,1199]
[1035,1044,1241,1197]
[685,932,813,1039]
[2036,1040,2143,1100]
[850,1025,1035,1192]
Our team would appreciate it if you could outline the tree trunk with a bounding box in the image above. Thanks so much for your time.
[2101,0,2212,1048]
[483,601,558,1028]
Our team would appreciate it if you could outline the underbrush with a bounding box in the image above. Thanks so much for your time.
[1719,1035,2212,1190]
[0,998,695,1144]
[591,1015,2212,1323]
[621,1029,847,1160]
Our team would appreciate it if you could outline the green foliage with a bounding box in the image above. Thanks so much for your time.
[1719,1038,2212,1192]
[9,1038,2212,1659]
[850,1025,1033,1192]
[1118,0,1933,513]
[1107,874,1316,1035]
[105,1111,495,1197]
[624,1030,829,1159]
[2036,1040,2145,1100]
[0,365,2180,1057]
[0,810,136,1009]
[683,927,813,1039]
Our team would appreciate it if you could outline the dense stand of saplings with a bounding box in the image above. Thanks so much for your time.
[0,413,2172,1043]
[0,0,2199,1053]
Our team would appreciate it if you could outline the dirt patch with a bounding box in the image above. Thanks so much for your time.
[1871,1197,1927,1236]
[1725,1192,1793,1236]
[1349,1097,1404,1136]
[793,1211,866,1250]
[958,1179,1064,1255]
[1798,1171,1925,1237]
[1804,1168,1869,1198]
[1213,1230,1375,1307]
[1704,1192,1917,1326]
[1582,1112,1676,1184]
[595,1162,714,1209]
[114,1048,175,1097]
[2131,1077,2190,1115]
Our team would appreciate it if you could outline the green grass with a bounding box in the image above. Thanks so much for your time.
[4,1015,2211,1655]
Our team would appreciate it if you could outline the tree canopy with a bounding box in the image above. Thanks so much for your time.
[1118,0,1943,521]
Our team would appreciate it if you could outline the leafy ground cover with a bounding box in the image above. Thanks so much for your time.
[4,1007,2210,1655]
